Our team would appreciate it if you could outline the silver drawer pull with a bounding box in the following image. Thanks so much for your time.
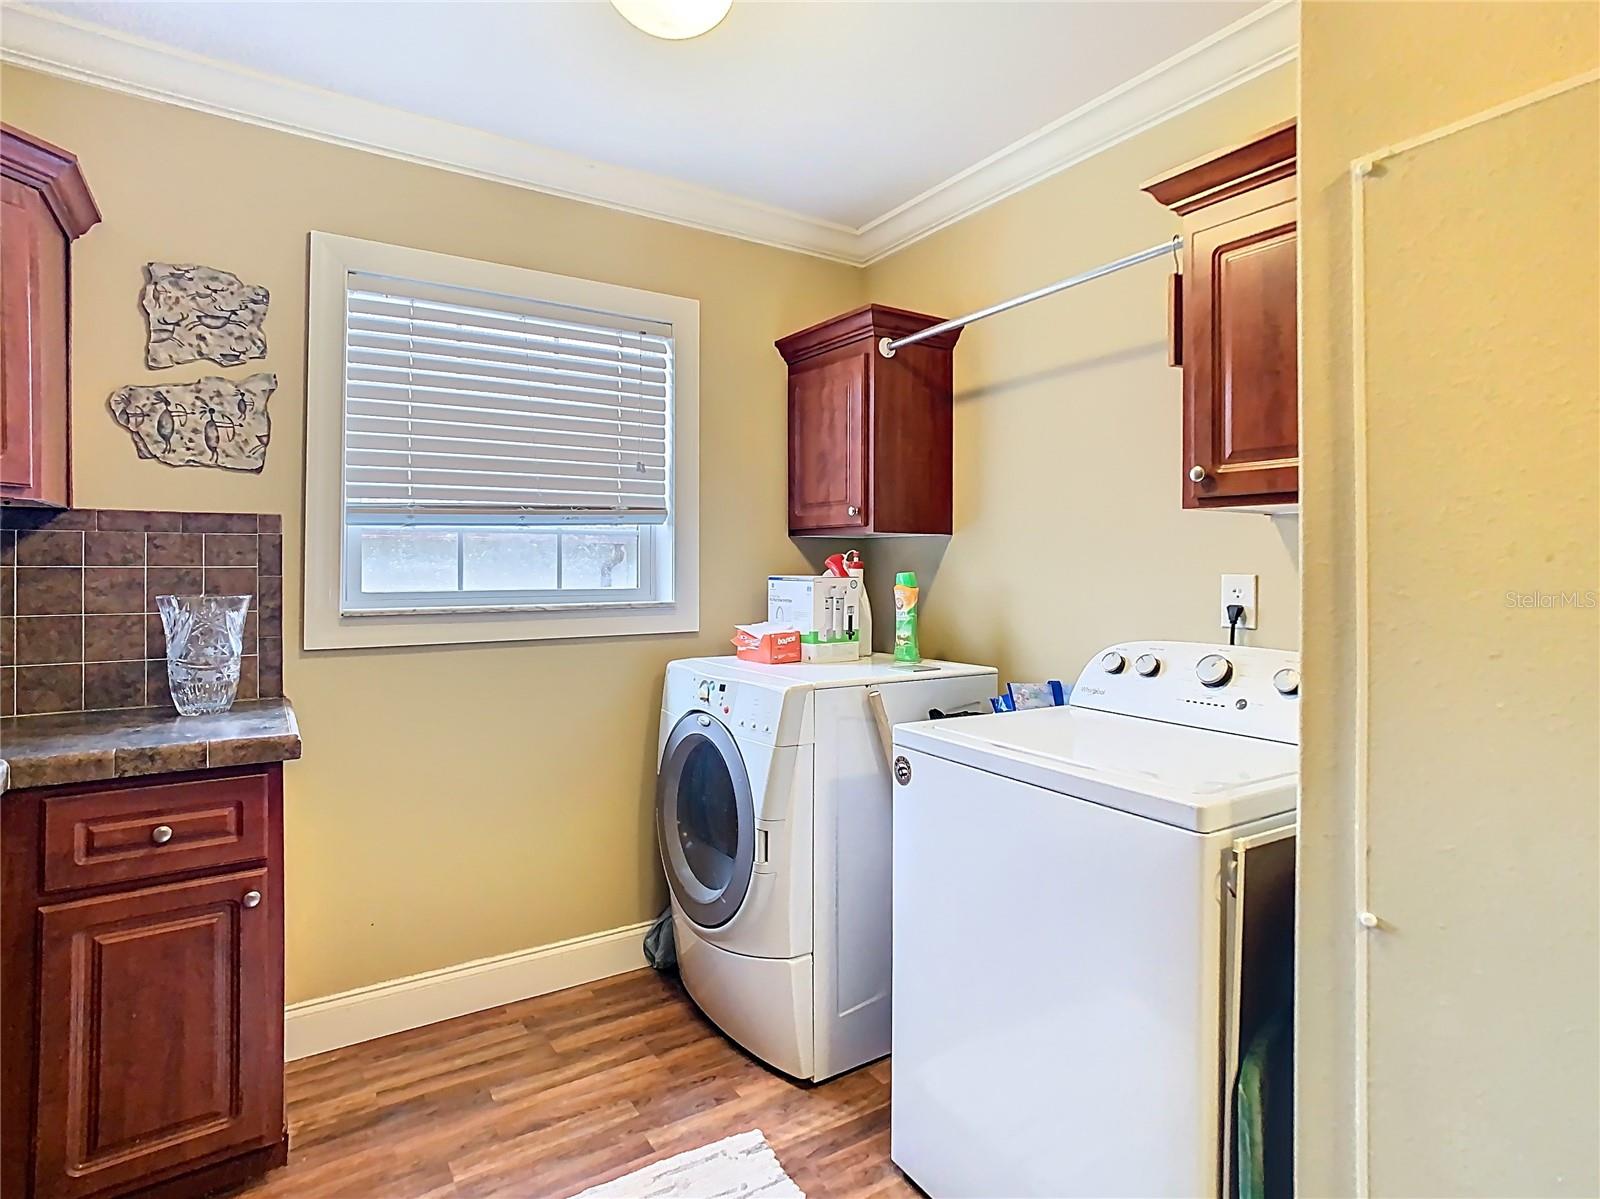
[242,890,262,909]
[150,825,174,845]
[1188,465,1208,483]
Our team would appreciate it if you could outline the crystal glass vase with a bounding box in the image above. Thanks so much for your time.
[157,594,251,716]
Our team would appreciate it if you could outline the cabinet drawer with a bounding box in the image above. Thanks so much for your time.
[42,774,269,893]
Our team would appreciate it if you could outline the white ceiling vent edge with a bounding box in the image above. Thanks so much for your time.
[0,2,1297,270]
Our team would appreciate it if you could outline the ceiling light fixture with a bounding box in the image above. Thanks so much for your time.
[610,0,732,40]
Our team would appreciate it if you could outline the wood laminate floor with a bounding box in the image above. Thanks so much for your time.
[232,968,918,1199]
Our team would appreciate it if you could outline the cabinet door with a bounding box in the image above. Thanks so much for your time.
[0,177,70,506]
[789,352,868,532]
[1184,198,1298,506]
[33,869,283,1199]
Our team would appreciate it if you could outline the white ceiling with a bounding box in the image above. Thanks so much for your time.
[6,1,1296,262]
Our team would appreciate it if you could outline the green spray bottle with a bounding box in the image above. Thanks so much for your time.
[893,571,921,663]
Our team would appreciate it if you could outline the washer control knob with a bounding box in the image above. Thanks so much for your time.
[1273,667,1301,696]
[1134,653,1161,677]
[1100,651,1127,674]
[1196,654,1233,688]
[696,680,712,703]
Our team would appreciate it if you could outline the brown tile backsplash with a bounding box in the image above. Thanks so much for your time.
[85,614,145,663]
[84,567,146,615]
[16,663,83,715]
[85,529,147,567]
[181,512,257,534]
[0,509,284,716]
[15,615,83,665]
[147,532,203,567]
[16,568,83,616]
[258,533,283,576]
[204,533,259,567]
[16,529,85,566]
[83,659,147,709]
[92,509,181,532]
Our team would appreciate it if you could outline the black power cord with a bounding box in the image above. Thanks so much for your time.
[1226,603,1245,646]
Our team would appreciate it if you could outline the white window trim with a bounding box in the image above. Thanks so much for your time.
[304,232,699,650]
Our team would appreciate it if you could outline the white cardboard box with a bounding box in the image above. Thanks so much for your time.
[767,575,863,660]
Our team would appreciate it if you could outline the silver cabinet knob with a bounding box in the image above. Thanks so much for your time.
[1196,653,1234,688]
[847,505,860,517]
[242,890,262,909]
[1189,465,1208,483]
[1134,653,1162,677]
[151,825,173,845]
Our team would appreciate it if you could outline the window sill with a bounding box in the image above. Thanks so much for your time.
[305,597,698,651]
[341,599,675,618]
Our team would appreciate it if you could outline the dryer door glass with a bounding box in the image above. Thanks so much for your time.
[679,741,739,891]
[657,713,756,928]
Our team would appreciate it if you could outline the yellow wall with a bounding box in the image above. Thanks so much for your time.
[0,65,863,1003]
[852,67,1300,679]
[4,53,1305,1011]
[1297,3,1599,1193]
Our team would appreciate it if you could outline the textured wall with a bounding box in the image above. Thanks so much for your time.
[1297,3,1600,1193]
[846,67,1300,681]
[0,65,863,1003]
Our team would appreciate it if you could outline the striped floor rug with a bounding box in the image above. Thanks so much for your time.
[572,1129,804,1198]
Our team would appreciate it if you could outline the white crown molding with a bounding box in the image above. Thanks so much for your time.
[0,5,862,264]
[853,0,1299,265]
[0,2,1297,270]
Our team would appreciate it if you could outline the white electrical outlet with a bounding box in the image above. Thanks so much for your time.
[1220,573,1258,630]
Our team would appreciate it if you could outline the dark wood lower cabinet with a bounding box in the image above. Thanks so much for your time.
[2,766,287,1199]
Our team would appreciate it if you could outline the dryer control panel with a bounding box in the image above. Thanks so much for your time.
[1069,641,1300,745]
[663,664,795,744]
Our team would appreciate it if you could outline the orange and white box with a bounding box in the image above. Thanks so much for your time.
[732,623,801,664]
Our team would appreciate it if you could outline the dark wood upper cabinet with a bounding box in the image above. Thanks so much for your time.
[777,305,960,536]
[1,123,100,509]
[1144,121,1297,509]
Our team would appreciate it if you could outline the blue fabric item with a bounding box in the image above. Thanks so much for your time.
[1005,681,1069,709]
[643,907,676,971]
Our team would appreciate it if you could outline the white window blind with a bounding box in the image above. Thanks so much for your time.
[343,272,674,523]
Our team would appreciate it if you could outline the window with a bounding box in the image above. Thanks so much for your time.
[304,234,698,650]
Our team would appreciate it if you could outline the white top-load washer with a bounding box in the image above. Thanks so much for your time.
[658,654,997,1082]
[890,641,1300,1199]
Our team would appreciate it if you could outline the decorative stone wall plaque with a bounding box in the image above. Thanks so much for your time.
[141,262,269,368]
[108,373,275,472]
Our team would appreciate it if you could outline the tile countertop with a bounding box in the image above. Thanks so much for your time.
[0,698,301,793]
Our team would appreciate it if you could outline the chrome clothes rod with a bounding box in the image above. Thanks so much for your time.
[877,235,1183,358]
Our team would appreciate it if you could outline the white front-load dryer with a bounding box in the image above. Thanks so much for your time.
[657,655,998,1082]
[657,660,815,1076]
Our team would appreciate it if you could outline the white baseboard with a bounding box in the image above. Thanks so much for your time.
[283,919,655,1061]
